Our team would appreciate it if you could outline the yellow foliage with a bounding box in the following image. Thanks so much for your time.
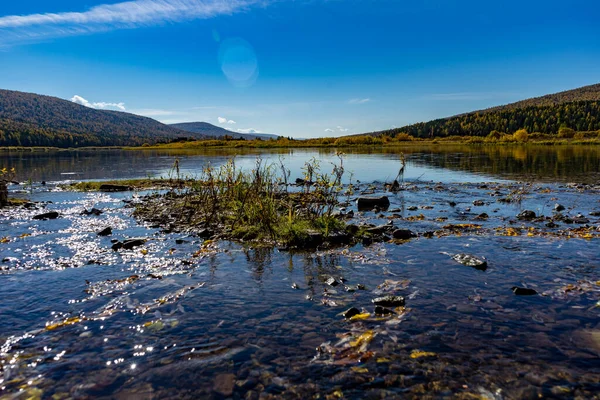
[410,350,436,359]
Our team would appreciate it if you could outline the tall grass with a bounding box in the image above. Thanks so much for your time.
[133,156,349,245]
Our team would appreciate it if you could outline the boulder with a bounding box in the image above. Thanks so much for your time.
[357,196,390,210]
[554,203,565,212]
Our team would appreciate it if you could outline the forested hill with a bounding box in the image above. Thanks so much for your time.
[0,89,207,147]
[170,122,280,140]
[368,83,600,139]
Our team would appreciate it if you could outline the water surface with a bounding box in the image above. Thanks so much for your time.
[1,147,599,399]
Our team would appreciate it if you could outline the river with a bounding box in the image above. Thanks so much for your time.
[1,146,599,399]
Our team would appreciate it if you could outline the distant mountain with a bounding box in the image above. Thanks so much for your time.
[170,122,280,141]
[365,83,600,138]
[0,89,208,147]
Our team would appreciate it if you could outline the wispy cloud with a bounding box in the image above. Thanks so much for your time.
[71,95,126,111]
[348,98,371,104]
[337,126,349,132]
[0,0,263,45]
[218,116,236,124]
[237,128,261,134]
[130,108,180,117]
[324,128,334,133]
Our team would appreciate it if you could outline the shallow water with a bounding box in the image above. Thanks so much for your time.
[1,148,600,399]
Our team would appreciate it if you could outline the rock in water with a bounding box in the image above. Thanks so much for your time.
[374,306,394,316]
[512,286,538,296]
[452,253,488,271]
[33,211,59,220]
[122,238,146,250]
[97,227,112,236]
[554,203,565,212]
[372,295,405,307]
[357,196,390,210]
[342,307,361,319]
[392,229,416,240]
[517,210,537,220]
[213,373,236,397]
[82,208,103,216]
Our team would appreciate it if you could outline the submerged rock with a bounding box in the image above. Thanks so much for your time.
[357,196,390,210]
[372,295,405,307]
[517,210,537,220]
[33,211,59,220]
[554,203,565,212]
[213,373,236,397]
[512,286,538,296]
[452,254,488,271]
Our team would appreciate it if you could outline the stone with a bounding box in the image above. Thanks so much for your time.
[33,211,59,220]
[475,213,489,220]
[122,238,146,250]
[342,307,361,319]
[97,227,112,236]
[372,295,405,307]
[213,373,236,397]
[517,210,536,220]
[472,200,485,206]
[82,208,103,216]
[512,286,537,296]
[357,196,390,210]
[392,229,416,240]
[452,254,487,271]
[554,203,565,212]
[374,306,394,316]
[366,224,392,235]
[325,276,340,286]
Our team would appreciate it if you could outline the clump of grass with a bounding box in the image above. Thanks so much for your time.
[132,155,350,247]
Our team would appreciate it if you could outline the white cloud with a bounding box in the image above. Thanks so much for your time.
[337,126,349,132]
[348,98,371,104]
[237,128,261,134]
[130,108,178,117]
[324,128,334,133]
[0,0,263,45]
[71,95,126,111]
[218,116,236,124]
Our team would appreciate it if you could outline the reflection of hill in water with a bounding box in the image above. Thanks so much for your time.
[3,146,600,183]
[341,145,600,183]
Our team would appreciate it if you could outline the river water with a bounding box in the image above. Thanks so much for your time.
[1,146,599,399]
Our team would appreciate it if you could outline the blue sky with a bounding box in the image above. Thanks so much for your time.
[0,0,599,138]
